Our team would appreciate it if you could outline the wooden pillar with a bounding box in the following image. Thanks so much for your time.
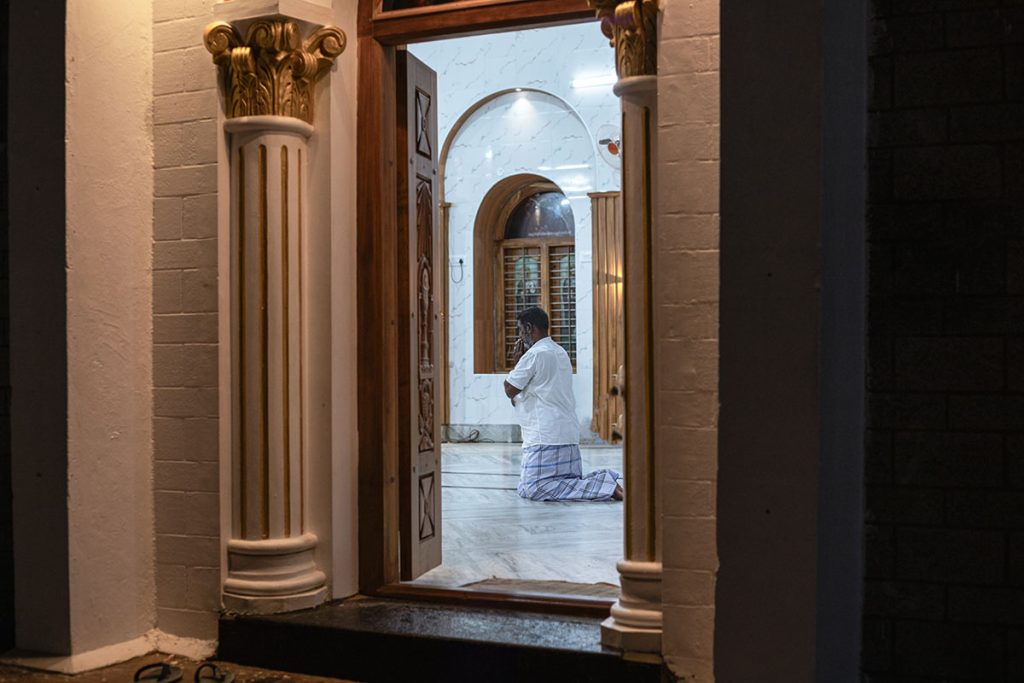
[589,0,663,656]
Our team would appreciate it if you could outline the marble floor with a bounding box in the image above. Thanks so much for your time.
[411,442,624,597]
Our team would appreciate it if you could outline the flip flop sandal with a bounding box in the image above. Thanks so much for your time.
[134,663,184,683]
[195,662,237,683]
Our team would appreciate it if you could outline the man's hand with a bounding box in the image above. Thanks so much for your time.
[511,338,526,364]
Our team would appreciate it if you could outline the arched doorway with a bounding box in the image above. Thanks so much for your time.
[471,175,578,375]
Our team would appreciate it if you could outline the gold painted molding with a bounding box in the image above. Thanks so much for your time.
[589,0,657,79]
[204,19,346,123]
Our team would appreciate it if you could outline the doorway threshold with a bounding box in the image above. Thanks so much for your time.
[377,582,614,618]
[218,596,662,682]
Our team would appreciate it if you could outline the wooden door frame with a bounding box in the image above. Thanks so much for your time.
[356,0,606,615]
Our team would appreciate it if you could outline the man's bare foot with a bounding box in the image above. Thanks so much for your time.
[612,483,624,501]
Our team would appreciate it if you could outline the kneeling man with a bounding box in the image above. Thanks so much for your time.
[504,306,623,501]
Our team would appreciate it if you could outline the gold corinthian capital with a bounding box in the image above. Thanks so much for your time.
[204,19,347,124]
[589,0,658,79]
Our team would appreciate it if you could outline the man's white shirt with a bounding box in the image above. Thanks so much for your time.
[505,336,579,448]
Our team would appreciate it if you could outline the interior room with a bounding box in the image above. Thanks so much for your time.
[404,23,626,598]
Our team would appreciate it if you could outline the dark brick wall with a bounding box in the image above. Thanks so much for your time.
[0,1,12,654]
[866,0,1024,679]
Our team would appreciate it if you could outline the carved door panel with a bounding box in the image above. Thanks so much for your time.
[397,51,442,580]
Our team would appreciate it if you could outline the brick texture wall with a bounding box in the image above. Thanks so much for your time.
[152,0,221,641]
[657,1,720,680]
[865,1,1024,679]
[0,4,13,653]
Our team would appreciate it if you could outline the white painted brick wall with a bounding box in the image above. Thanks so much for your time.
[152,0,220,641]
[657,0,720,680]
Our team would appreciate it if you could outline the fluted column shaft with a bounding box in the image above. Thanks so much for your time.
[231,118,307,544]
[221,117,325,612]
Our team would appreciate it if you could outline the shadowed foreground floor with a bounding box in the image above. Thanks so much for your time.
[0,655,354,682]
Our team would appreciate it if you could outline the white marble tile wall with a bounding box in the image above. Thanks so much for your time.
[410,25,619,435]
[410,24,621,192]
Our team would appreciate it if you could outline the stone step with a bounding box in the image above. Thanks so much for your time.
[218,597,663,683]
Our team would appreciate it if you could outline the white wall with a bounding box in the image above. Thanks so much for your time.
[410,24,619,435]
[411,24,620,192]
[65,0,155,653]
[327,0,361,600]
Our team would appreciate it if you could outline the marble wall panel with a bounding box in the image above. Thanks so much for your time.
[411,24,620,192]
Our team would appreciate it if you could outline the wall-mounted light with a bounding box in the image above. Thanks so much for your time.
[450,257,465,284]
[571,74,616,89]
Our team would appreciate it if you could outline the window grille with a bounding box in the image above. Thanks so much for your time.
[497,189,577,369]
[547,245,576,360]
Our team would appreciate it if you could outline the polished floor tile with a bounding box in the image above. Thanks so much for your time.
[412,442,624,592]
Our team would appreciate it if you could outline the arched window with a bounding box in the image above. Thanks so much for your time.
[472,175,577,373]
[499,192,576,368]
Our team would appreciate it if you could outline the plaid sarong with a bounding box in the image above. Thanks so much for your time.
[516,444,621,502]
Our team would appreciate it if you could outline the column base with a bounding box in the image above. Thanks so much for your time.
[223,585,327,615]
[600,617,662,655]
[601,559,662,655]
[223,532,327,615]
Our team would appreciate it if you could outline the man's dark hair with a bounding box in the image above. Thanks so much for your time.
[517,306,549,332]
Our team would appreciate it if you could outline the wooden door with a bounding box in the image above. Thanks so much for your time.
[397,50,441,580]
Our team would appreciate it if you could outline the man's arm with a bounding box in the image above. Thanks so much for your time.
[504,380,522,400]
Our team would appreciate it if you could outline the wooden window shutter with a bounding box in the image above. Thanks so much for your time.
[590,192,624,443]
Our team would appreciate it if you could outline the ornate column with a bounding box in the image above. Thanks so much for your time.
[590,0,663,655]
[204,18,346,614]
